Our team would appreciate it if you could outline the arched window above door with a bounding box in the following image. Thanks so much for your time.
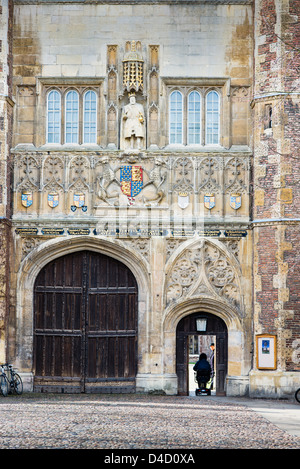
[206,90,220,145]
[83,90,97,144]
[169,90,183,145]
[65,90,79,144]
[188,90,201,145]
[46,90,61,144]
[167,86,222,147]
[43,81,101,146]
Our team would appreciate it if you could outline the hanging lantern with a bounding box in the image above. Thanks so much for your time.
[196,318,207,332]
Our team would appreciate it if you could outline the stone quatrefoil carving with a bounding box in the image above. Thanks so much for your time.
[14,153,249,205]
[166,240,242,313]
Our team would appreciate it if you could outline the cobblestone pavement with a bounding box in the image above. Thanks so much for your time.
[0,393,299,450]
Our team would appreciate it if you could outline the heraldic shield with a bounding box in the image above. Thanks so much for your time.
[21,191,33,208]
[74,193,85,208]
[120,165,143,198]
[204,193,215,210]
[177,192,189,209]
[230,193,242,210]
[48,192,59,208]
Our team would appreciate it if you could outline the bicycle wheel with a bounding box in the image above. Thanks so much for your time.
[295,388,300,403]
[13,373,23,395]
[0,375,8,397]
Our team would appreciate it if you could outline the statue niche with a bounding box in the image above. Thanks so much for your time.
[120,41,146,152]
[121,92,145,151]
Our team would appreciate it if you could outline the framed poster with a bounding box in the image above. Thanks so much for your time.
[256,334,277,370]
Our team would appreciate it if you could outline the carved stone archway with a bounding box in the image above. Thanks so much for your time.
[164,237,244,317]
[162,297,247,396]
[15,236,150,390]
[162,237,249,396]
[176,311,228,395]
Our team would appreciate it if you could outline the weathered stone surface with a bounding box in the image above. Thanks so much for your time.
[0,0,298,398]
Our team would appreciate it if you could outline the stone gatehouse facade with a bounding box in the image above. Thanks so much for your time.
[0,0,299,397]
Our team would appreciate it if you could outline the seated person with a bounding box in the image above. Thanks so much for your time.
[193,353,212,388]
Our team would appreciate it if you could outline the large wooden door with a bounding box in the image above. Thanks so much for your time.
[176,312,228,395]
[33,251,138,393]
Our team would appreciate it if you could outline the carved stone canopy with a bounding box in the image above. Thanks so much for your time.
[123,40,144,93]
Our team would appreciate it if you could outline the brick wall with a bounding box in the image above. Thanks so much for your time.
[256,226,278,334]
[253,0,300,371]
[284,226,300,370]
[0,0,13,362]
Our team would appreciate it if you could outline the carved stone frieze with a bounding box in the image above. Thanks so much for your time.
[122,238,150,263]
[13,151,250,218]
[198,156,222,193]
[166,238,186,260]
[224,156,248,194]
[166,240,243,314]
[15,154,41,191]
[222,239,240,262]
[172,157,194,195]
[68,155,91,191]
[42,155,64,192]
[231,86,250,99]
[21,236,44,261]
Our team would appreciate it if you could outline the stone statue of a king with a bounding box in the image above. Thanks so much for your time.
[121,92,145,151]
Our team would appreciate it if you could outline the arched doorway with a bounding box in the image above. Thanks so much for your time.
[176,312,227,395]
[33,250,138,393]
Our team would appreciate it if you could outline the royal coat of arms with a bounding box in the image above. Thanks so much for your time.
[21,191,33,208]
[120,165,143,203]
[230,193,242,210]
[204,193,215,210]
[48,192,59,208]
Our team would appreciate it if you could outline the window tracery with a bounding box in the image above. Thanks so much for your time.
[46,87,98,145]
[168,87,221,146]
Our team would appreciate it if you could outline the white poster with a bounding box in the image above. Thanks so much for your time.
[257,335,277,370]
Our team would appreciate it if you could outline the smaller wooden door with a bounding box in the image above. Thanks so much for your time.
[176,312,228,395]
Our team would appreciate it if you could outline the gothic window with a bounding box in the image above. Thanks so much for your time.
[83,90,97,144]
[45,87,99,145]
[169,90,183,144]
[188,91,201,144]
[65,90,79,144]
[205,90,220,145]
[264,104,272,130]
[47,90,61,144]
[168,87,221,146]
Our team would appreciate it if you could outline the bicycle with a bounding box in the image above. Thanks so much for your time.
[0,364,23,396]
[295,388,300,403]
[0,365,8,397]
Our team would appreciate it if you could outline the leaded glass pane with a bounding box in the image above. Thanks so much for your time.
[206,91,220,145]
[47,90,61,144]
[169,91,183,144]
[188,91,201,144]
[83,90,97,144]
[65,90,79,144]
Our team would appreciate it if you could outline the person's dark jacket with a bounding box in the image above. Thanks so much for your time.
[193,357,211,376]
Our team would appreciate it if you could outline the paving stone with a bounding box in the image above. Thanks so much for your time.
[0,393,299,449]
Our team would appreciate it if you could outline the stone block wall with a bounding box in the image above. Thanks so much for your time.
[12,1,253,149]
[2,0,298,397]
